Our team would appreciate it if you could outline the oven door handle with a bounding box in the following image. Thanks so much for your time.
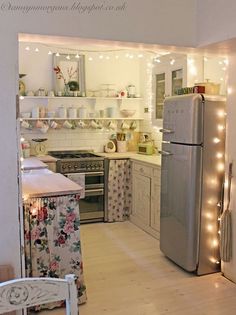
[85,188,104,196]
[84,172,104,176]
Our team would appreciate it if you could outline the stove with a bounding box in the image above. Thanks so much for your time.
[48,150,105,223]
[48,150,104,173]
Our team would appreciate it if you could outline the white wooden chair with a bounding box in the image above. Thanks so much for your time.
[0,274,78,315]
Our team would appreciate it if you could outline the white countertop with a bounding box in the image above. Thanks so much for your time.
[37,155,58,162]
[22,171,82,198]
[22,157,49,170]
[96,152,161,167]
[27,151,161,168]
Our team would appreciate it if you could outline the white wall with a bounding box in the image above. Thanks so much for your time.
[197,0,236,46]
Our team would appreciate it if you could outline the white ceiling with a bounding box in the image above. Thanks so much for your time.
[19,33,236,57]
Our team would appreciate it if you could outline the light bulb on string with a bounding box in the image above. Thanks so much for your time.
[216,152,223,159]
[99,54,104,59]
[66,54,70,60]
[213,137,220,144]
[35,48,39,52]
[25,46,30,51]
[48,51,52,55]
[56,52,60,57]
[88,57,93,61]
[138,53,143,58]
[75,53,80,58]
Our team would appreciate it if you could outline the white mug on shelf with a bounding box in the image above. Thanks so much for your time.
[77,120,86,128]
[90,120,99,129]
[107,121,117,130]
[121,121,130,130]
[63,120,73,129]
[50,120,58,129]
[21,120,32,129]
[35,120,44,129]
[40,123,49,134]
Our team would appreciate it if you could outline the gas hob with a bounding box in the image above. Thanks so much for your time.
[48,150,104,173]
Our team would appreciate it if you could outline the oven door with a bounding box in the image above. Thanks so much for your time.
[85,171,104,190]
[79,188,104,223]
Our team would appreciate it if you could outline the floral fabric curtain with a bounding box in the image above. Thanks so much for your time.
[24,194,87,310]
[107,159,132,222]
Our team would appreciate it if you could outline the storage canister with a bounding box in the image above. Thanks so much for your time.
[31,107,39,118]
[78,106,87,118]
[58,106,67,118]
[68,106,77,119]
[107,107,116,118]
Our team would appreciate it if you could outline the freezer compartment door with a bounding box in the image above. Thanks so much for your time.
[162,94,203,144]
[160,142,202,272]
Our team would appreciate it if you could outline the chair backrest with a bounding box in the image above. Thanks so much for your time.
[0,274,78,315]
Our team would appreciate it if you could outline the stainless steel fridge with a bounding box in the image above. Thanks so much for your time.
[159,94,226,275]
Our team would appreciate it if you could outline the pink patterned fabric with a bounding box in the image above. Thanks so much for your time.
[24,194,87,310]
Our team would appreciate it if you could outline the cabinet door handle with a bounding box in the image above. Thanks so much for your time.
[159,128,174,134]
[139,167,144,173]
[158,150,173,156]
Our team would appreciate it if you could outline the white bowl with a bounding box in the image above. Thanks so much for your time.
[120,109,136,117]
[21,112,31,119]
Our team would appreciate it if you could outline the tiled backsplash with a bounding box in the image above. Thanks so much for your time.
[21,119,162,155]
[21,128,114,154]
[139,120,162,151]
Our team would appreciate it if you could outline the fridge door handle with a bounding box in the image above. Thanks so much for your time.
[159,128,174,134]
[158,150,173,156]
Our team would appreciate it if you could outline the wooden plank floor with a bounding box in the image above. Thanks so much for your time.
[40,221,236,315]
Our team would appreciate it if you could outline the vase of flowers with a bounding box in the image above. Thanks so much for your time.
[53,66,78,96]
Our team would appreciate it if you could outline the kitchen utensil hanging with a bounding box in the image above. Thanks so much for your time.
[220,162,233,262]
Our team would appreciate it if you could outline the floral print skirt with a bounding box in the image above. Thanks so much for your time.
[107,159,132,222]
[24,194,87,310]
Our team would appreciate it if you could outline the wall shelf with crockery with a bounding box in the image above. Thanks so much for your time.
[20,96,143,100]
[20,118,144,121]
[20,95,144,120]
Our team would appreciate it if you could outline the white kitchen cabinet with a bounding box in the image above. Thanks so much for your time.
[152,56,187,120]
[132,172,151,226]
[130,160,161,239]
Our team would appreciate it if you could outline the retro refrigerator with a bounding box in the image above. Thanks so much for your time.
[159,94,226,275]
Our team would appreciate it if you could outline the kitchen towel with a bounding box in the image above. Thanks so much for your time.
[66,173,85,199]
